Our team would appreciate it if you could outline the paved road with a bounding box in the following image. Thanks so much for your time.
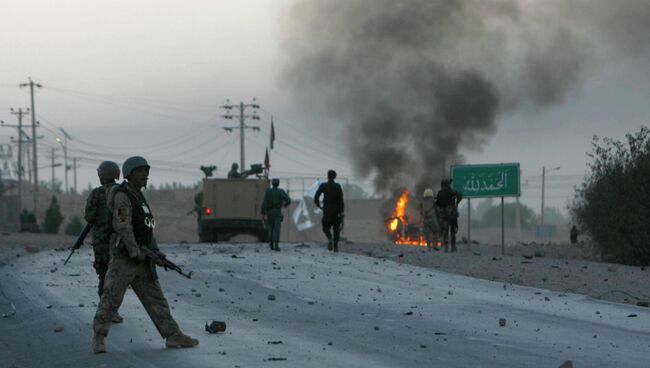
[0,242,648,367]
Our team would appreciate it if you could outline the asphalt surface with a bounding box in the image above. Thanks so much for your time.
[0,242,649,367]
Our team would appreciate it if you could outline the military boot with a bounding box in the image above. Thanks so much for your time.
[273,242,280,251]
[92,333,107,354]
[327,240,333,251]
[269,242,274,250]
[166,332,199,348]
[333,241,339,253]
[112,313,124,323]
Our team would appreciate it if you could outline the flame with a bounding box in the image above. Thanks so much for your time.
[385,190,431,247]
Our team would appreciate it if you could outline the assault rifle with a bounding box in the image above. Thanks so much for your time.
[63,223,93,265]
[141,248,192,279]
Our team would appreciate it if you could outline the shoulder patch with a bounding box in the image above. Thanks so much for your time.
[117,207,130,222]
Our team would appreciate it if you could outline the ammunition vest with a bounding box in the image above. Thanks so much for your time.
[117,182,154,247]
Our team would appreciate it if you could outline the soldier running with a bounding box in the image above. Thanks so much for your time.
[84,161,124,323]
[314,170,345,252]
[261,178,291,251]
[435,179,462,252]
[92,156,198,353]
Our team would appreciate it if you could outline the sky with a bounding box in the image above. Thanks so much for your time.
[1,0,650,216]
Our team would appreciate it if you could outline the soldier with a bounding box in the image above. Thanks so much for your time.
[84,161,124,323]
[188,191,203,240]
[92,156,198,353]
[419,188,439,251]
[261,178,291,251]
[227,162,241,178]
[314,170,345,252]
[435,179,462,252]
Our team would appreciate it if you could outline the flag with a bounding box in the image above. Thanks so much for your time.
[270,118,275,150]
[264,147,270,169]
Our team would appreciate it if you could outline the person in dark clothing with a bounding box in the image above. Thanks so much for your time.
[435,179,462,252]
[314,170,345,252]
[570,225,579,244]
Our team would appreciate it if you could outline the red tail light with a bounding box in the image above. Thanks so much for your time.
[204,207,212,215]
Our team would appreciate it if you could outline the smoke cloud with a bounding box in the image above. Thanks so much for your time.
[280,0,650,196]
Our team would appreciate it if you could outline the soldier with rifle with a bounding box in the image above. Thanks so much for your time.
[92,156,198,353]
[84,161,124,323]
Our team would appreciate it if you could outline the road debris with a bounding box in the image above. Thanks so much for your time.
[1,303,16,318]
[499,318,507,327]
[205,320,227,333]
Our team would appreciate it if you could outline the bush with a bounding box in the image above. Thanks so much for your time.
[570,127,650,266]
[43,196,64,234]
[64,216,84,236]
[20,209,40,232]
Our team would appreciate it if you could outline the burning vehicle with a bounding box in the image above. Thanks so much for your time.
[385,190,442,250]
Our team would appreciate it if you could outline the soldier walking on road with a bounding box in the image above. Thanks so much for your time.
[435,179,462,252]
[92,156,198,353]
[419,188,439,251]
[85,161,124,323]
[261,178,291,251]
[314,170,345,252]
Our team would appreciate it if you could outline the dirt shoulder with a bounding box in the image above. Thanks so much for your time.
[342,241,650,307]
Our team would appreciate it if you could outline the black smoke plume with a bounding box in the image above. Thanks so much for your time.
[280,0,650,197]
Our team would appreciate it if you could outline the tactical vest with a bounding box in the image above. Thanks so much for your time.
[117,182,154,247]
[91,184,115,245]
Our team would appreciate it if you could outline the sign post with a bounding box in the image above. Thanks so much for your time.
[451,163,521,255]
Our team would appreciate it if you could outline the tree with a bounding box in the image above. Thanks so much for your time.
[43,196,64,234]
[571,127,650,265]
[65,216,84,236]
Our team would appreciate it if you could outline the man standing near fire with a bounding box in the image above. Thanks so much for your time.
[315,170,345,252]
[419,188,439,251]
[435,179,462,252]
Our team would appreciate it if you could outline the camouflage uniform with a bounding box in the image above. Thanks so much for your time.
[84,183,117,296]
[261,180,291,251]
[93,181,181,339]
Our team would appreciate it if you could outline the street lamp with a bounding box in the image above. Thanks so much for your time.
[541,166,560,227]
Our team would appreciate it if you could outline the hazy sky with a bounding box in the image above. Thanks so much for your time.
[1,0,650,216]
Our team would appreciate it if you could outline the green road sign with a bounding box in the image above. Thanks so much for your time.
[450,163,520,198]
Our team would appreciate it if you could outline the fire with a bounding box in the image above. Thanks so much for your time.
[385,190,430,247]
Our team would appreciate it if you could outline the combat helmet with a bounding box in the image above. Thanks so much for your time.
[231,162,239,170]
[122,156,150,178]
[423,188,434,198]
[97,161,120,180]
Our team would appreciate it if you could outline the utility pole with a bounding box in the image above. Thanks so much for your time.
[221,99,260,171]
[541,166,560,228]
[49,148,56,190]
[2,108,30,212]
[56,128,71,193]
[19,78,42,216]
[73,157,78,193]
